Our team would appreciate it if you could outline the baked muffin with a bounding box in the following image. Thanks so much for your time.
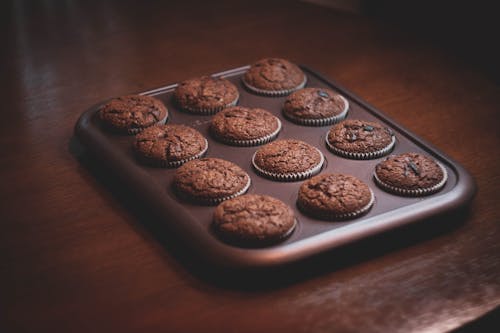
[210,106,281,146]
[242,58,306,96]
[99,94,168,134]
[174,76,239,114]
[326,119,395,159]
[297,174,374,220]
[252,139,324,181]
[134,124,208,167]
[213,194,296,246]
[374,153,447,196]
[283,88,349,126]
[173,158,251,204]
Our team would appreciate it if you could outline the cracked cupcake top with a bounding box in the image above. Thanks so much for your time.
[327,119,394,154]
[298,174,373,218]
[210,106,280,142]
[134,124,207,164]
[253,139,322,175]
[375,153,445,190]
[99,95,168,133]
[213,194,295,245]
[284,88,347,120]
[243,58,306,93]
[174,158,250,203]
[174,76,239,113]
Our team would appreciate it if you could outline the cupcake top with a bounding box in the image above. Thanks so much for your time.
[210,106,281,146]
[243,58,306,95]
[174,158,251,204]
[99,95,168,134]
[213,194,296,245]
[134,124,207,167]
[326,119,395,159]
[283,88,348,125]
[298,174,374,219]
[374,153,447,195]
[252,139,324,180]
[174,76,239,114]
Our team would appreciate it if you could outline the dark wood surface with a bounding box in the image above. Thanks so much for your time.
[1,1,499,332]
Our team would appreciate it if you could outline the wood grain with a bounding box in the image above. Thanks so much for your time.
[1,1,499,332]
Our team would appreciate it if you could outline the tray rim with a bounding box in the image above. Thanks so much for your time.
[74,65,476,270]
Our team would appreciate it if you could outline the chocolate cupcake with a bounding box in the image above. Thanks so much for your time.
[174,76,239,114]
[374,153,447,196]
[173,158,251,205]
[298,174,374,220]
[210,106,281,146]
[242,58,306,96]
[283,88,349,126]
[134,124,208,168]
[213,194,296,246]
[99,95,168,134]
[252,139,324,181]
[326,119,396,159]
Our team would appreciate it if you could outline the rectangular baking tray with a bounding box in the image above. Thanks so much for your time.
[74,65,476,270]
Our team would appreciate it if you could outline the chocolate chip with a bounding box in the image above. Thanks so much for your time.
[363,125,374,132]
[408,161,420,175]
[347,132,357,142]
[318,90,329,98]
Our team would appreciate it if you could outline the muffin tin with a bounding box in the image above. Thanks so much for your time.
[74,65,475,270]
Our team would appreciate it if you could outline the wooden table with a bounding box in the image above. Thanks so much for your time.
[1,1,499,332]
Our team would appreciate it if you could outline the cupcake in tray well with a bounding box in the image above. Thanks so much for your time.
[99,94,168,134]
[173,158,251,205]
[174,76,239,114]
[210,106,281,146]
[242,58,306,96]
[134,124,208,168]
[213,194,296,246]
[297,174,375,220]
[374,152,447,196]
[326,119,396,159]
[283,88,349,126]
[252,139,324,181]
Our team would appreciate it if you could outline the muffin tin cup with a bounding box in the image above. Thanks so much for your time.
[297,188,375,221]
[283,95,350,126]
[137,138,209,168]
[251,148,325,182]
[212,118,282,147]
[325,134,396,160]
[373,162,448,196]
[242,76,307,97]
